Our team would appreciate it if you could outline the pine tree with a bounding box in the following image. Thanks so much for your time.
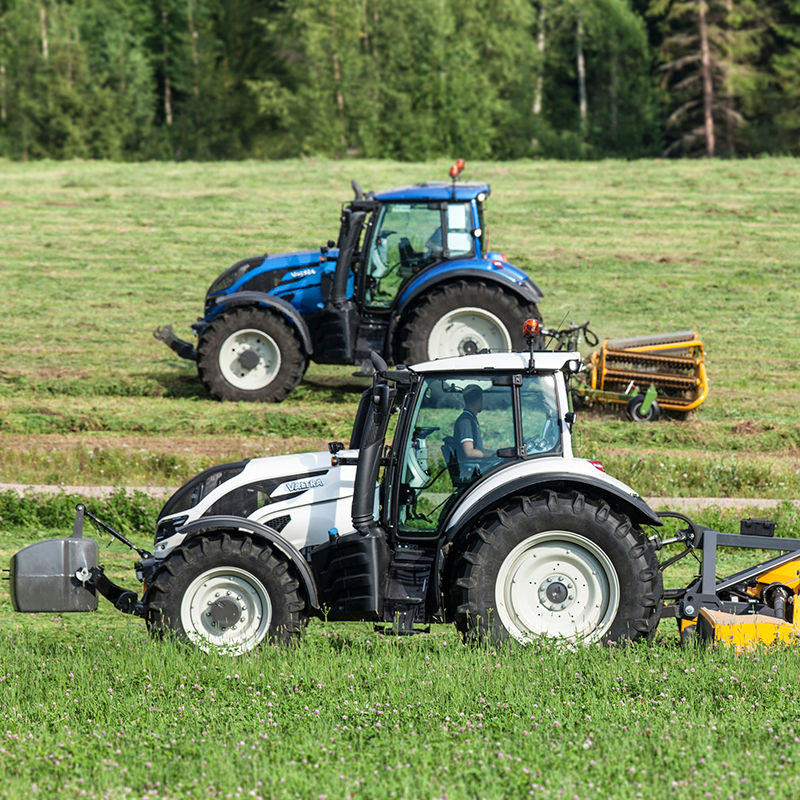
[652,0,766,156]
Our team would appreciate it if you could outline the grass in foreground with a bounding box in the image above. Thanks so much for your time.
[1,620,800,800]
[3,506,800,798]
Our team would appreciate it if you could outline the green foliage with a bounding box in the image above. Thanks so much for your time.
[0,489,161,534]
[2,0,799,159]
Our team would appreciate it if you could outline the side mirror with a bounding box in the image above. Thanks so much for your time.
[370,350,388,376]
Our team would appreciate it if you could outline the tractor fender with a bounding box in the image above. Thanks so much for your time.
[388,266,543,354]
[210,291,314,356]
[441,471,661,549]
[169,515,320,610]
[396,263,544,311]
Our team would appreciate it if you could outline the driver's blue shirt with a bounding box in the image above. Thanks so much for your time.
[454,409,482,452]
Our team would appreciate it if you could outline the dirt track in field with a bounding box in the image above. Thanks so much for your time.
[0,433,330,459]
[1,481,798,513]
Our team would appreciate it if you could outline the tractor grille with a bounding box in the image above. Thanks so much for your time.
[266,515,290,533]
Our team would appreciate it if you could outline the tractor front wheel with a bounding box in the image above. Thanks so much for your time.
[453,491,662,645]
[197,307,307,402]
[396,281,539,364]
[145,533,306,654]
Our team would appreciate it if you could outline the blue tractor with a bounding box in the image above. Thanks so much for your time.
[155,162,544,402]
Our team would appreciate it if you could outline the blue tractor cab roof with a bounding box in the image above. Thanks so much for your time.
[373,182,491,203]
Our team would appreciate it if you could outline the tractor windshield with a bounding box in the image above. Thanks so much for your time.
[395,372,561,534]
[365,201,474,308]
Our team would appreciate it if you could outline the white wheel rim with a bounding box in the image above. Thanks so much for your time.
[427,307,512,359]
[494,531,620,644]
[218,328,281,391]
[180,567,272,655]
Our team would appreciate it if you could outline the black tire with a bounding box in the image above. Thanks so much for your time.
[197,306,307,402]
[626,394,661,422]
[395,280,540,364]
[452,491,663,645]
[145,533,306,654]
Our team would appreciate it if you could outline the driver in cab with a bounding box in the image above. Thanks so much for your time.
[454,384,485,459]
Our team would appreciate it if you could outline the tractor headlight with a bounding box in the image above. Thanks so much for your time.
[155,515,188,543]
[208,264,250,295]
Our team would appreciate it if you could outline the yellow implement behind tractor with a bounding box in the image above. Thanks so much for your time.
[587,330,708,419]
[658,513,800,650]
[542,322,709,421]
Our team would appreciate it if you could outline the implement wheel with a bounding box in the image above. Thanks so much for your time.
[626,394,661,423]
[453,491,662,645]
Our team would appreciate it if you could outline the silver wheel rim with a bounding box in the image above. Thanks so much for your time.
[180,567,272,654]
[218,328,281,391]
[494,531,620,644]
[427,307,512,359]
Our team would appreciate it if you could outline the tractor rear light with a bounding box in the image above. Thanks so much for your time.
[523,319,541,338]
[589,460,606,472]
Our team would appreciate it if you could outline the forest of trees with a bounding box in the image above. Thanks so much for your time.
[0,0,798,161]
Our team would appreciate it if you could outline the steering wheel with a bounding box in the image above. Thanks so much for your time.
[523,414,560,455]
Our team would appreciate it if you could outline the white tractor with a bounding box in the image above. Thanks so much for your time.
[20,323,800,653]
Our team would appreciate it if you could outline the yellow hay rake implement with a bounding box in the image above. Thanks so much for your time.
[543,323,709,421]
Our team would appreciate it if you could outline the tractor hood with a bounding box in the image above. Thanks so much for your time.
[153,449,362,556]
[206,249,335,298]
[157,451,354,528]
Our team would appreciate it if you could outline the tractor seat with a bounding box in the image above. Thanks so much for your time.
[441,436,481,488]
[441,436,461,486]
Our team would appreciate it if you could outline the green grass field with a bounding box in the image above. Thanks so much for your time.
[2,158,800,799]
[1,157,799,492]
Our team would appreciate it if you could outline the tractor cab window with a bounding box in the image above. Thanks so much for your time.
[443,202,474,258]
[397,374,515,533]
[520,374,562,456]
[364,202,474,308]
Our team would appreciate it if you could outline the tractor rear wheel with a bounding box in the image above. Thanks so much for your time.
[452,491,662,645]
[396,281,539,364]
[145,533,306,654]
[197,307,307,402]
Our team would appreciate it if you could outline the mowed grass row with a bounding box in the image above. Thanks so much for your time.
[2,503,800,800]
[0,157,799,492]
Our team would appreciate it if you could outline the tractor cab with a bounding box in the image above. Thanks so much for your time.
[393,365,563,533]
[354,181,488,309]
[344,347,576,551]
[315,167,497,366]
[383,352,570,540]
